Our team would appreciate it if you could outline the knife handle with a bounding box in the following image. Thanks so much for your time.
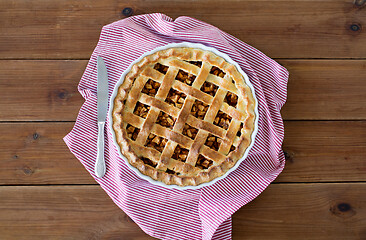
[95,122,106,178]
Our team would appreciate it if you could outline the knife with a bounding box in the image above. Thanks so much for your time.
[95,56,108,178]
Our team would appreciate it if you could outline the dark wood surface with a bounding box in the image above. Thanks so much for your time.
[1,184,365,240]
[0,0,365,239]
[1,0,365,59]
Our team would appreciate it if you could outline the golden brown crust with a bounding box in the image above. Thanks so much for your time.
[112,47,256,187]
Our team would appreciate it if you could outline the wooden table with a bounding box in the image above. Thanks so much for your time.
[1,1,365,239]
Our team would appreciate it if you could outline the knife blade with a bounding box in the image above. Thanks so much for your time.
[95,56,108,178]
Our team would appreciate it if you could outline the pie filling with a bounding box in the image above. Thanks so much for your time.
[145,134,168,153]
[196,154,213,169]
[191,100,209,120]
[182,123,198,139]
[201,81,218,96]
[154,63,168,74]
[176,69,196,86]
[210,66,226,78]
[114,48,256,186]
[141,156,157,168]
[126,63,239,175]
[126,124,140,141]
[156,111,176,129]
[172,145,189,162]
[142,79,160,97]
[133,102,150,119]
[165,88,186,109]
[205,134,222,151]
[214,110,232,130]
[224,92,238,107]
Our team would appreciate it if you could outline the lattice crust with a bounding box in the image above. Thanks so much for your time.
[112,47,256,187]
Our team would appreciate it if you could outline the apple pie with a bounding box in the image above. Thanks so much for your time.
[112,47,256,187]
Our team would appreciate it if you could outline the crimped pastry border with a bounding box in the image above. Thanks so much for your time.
[112,47,256,187]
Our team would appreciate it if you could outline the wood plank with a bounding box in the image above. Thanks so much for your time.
[0,121,365,185]
[0,122,94,185]
[0,60,85,121]
[0,185,155,240]
[277,121,366,182]
[1,60,365,121]
[280,60,366,120]
[0,184,365,239]
[232,183,366,239]
[0,0,365,59]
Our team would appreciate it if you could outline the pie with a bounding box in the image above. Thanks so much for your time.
[112,47,256,187]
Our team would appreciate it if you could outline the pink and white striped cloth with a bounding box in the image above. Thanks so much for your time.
[64,13,288,240]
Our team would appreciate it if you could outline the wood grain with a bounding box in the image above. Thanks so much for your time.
[0,185,155,240]
[0,121,365,185]
[1,60,365,121]
[0,184,365,239]
[1,1,365,239]
[280,60,366,120]
[232,183,366,240]
[277,121,366,182]
[0,0,365,59]
[0,60,85,121]
[0,122,94,185]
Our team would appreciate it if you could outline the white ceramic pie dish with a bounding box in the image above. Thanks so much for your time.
[108,42,259,190]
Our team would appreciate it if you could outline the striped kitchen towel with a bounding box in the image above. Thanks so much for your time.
[64,13,289,240]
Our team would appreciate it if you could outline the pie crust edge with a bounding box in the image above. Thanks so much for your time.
[112,47,256,187]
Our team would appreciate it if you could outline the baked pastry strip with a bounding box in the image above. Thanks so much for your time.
[112,47,256,186]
